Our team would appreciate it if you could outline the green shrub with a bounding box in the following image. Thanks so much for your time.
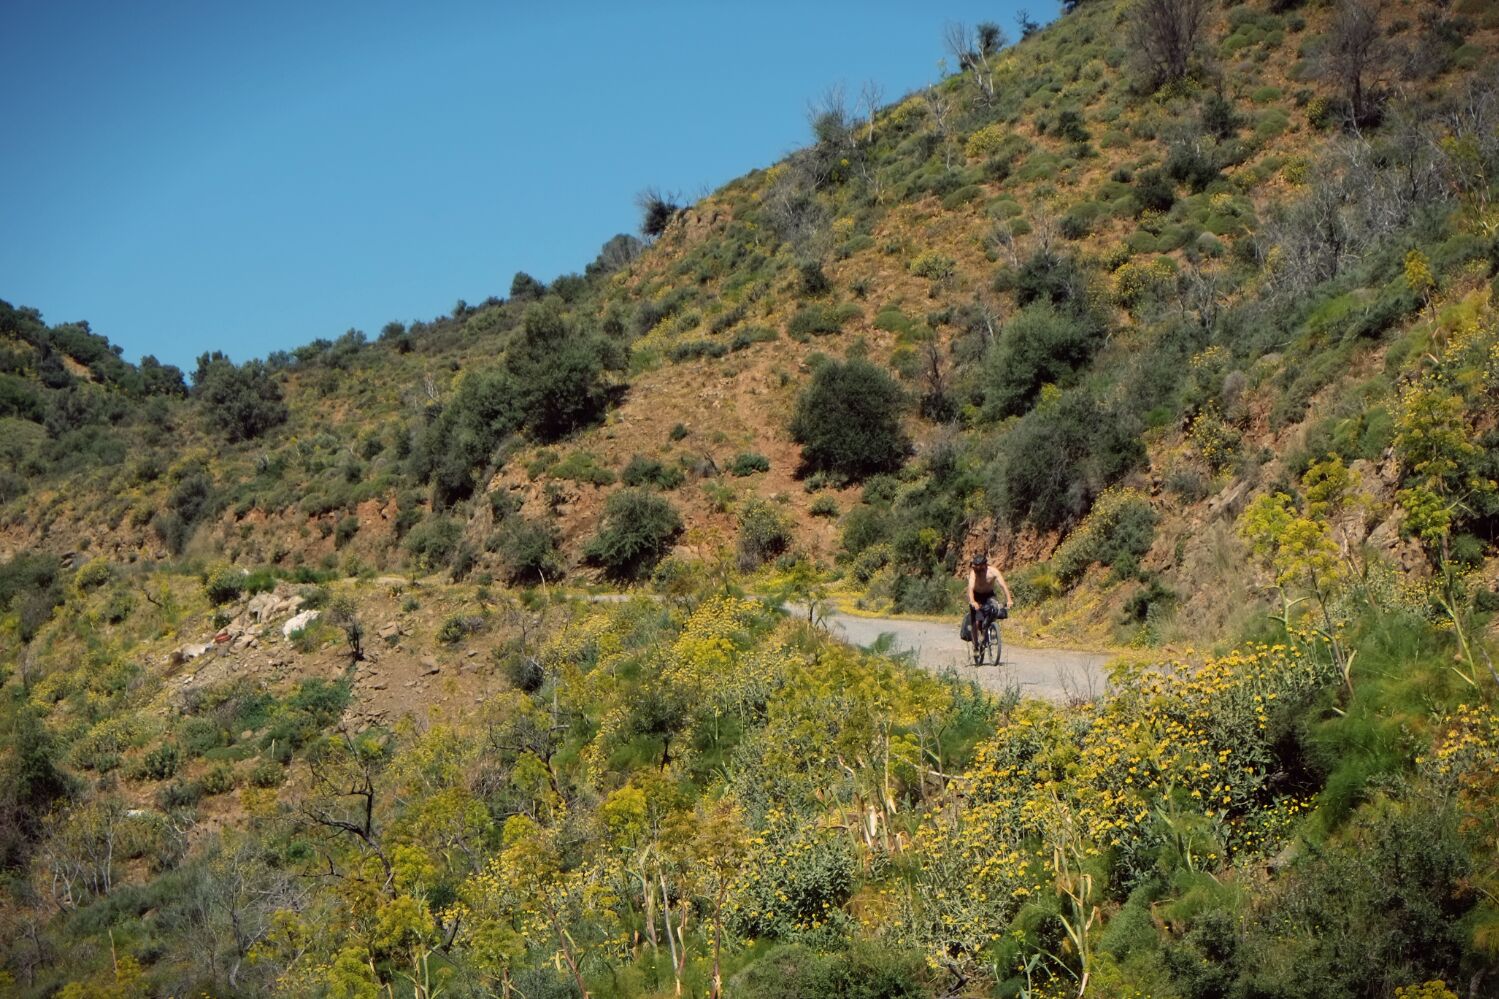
[787,303,861,340]
[508,300,618,440]
[790,358,908,482]
[249,759,285,788]
[334,515,360,547]
[729,452,771,476]
[405,516,463,570]
[1006,247,1087,309]
[909,252,956,281]
[494,640,545,693]
[156,779,204,811]
[669,423,689,441]
[135,742,182,782]
[621,454,684,489]
[668,340,730,363]
[981,303,1107,419]
[493,517,564,585]
[1230,794,1477,998]
[1052,489,1158,586]
[798,260,831,297]
[552,450,615,486]
[737,499,795,570]
[731,942,929,998]
[988,389,1145,531]
[200,764,235,796]
[73,559,113,592]
[730,326,777,352]
[729,826,855,940]
[192,353,288,442]
[891,573,959,614]
[438,614,479,644]
[178,717,225,757]
[810,496,840,518]
[584,489,683,580]
[1254,107,1291,142]
[202,566,245,606]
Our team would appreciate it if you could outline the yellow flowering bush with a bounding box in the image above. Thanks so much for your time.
[897,641,1340,970]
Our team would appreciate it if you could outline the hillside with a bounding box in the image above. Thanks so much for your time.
[4,0,1499,995]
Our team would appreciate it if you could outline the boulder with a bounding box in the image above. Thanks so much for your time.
[247,592,279,623]
[283,609,320,638]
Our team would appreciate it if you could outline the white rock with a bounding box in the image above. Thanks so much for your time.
[247,592,278,622]
[283,609,320,638]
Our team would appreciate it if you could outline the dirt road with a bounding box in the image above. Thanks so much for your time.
[589,593,1113,702]
[812,608,1113,702]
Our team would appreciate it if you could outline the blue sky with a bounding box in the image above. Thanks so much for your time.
[2,1,1055,368]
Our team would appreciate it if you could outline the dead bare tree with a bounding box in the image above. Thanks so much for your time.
[1324,0,1389,127]
[808,84,851,144]
[943,21,1006,99]
[924,83,957,172]
[302,730,395,894]
[1127,0,1208,92]
[918,337,956,422]
[858,79,884,144]
[326,595,364,666]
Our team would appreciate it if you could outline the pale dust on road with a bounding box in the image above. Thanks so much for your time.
[814,609,1113,703]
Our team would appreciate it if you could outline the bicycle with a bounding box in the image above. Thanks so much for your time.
[969,604,1003,666]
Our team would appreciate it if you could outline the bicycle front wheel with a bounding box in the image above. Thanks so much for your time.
[985,623,1000,665]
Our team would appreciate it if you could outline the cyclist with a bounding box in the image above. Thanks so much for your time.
[961,553,1013,643]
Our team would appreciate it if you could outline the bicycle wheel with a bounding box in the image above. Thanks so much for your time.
[986,622,1001,665]
[970,625,986,666]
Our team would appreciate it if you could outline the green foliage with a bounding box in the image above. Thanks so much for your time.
[1052,489,1158,586]
[438,613,479,644]
[728,451,771,476]
[731,325,778,351]
[1005,246,1088,309]
[0,695,74,869]
[790,358,908,481]
[509,302,619,440]
[334,515,360,547]
[404,516,463,571]
[134,742,182,782]
[669,339,730,363]
[732,943,931,998]
[192,353,288,442]
[810,495,840,518]
[737,498,795,570]
[73,559,113,592]
[584,489,683,580]
[729,822,855,940]
[552,450,615,486]
[0,550,61,612]
[988,388,1145,531]
[1233,794,1477,998]
[909,252,956,281]
[621,454,684,490]
[788,303,862,340]
[981,302,1107,418]
[202,566,245,605]
[493,516,564,585]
